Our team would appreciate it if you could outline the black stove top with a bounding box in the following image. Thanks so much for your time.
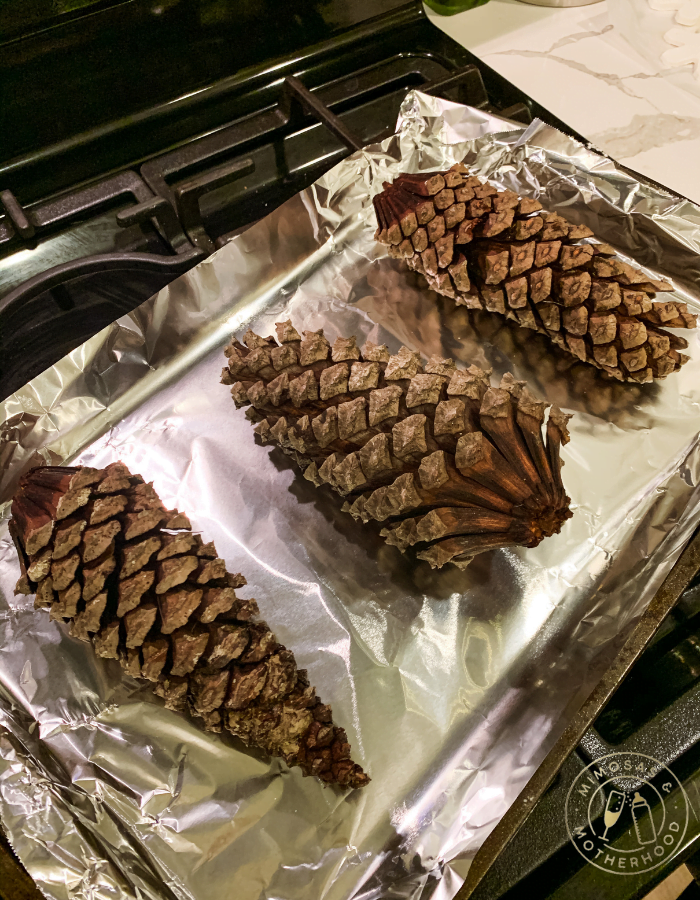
[4,3,698,899]
[0,0,586,401]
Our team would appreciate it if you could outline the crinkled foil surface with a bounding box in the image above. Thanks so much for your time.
[2,91,700,900]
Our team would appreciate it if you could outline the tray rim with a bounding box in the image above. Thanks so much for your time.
[457,527,700,898]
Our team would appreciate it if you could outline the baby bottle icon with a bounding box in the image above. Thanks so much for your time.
[631,792,657,846]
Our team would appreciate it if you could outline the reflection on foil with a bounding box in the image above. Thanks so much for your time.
[1,91,700,900]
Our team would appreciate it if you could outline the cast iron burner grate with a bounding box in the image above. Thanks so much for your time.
[0,0,582,401]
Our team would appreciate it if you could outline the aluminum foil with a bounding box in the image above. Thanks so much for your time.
[2,90,700,900]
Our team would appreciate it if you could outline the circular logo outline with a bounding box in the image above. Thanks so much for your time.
[564,751,691,876]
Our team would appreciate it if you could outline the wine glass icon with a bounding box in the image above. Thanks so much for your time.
[601,790,626,841]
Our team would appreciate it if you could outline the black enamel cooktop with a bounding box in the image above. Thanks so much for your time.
[7,4,700,899]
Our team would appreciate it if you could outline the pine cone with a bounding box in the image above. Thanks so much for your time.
[223,322,573,569]
[10,463,369,790]
[374,166,696,383]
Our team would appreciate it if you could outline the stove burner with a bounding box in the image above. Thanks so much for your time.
[1,42,539,400]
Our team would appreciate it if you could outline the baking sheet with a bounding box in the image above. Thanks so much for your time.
[1,90,700,900]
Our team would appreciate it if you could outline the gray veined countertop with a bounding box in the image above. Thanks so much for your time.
[427,0,700,204]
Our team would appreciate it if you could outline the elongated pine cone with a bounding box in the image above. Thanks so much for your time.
[222,322,573,569]
[374,166,696,383]
[10,463,369,789]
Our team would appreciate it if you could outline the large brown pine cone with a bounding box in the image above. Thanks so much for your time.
[223,321,573,569]
[374,167,696,383]
[10,463,369,789]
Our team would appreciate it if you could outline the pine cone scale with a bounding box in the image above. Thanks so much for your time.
[10,462,369,789]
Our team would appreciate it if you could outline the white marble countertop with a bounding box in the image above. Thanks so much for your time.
[427,0,700,204]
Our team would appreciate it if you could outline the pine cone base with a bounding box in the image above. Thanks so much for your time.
[10,463,369,790]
